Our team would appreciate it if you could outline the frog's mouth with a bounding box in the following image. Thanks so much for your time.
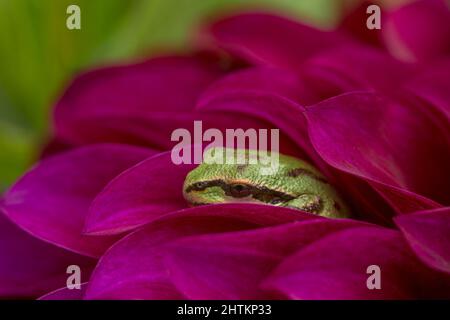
[187,197,257,207]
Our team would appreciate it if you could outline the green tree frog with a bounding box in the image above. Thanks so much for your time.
[183,148,350,218]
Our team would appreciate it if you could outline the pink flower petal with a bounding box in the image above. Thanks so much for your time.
[404,59,450,120]
[301,45,415,96]
[54,54,225,134]
[383,0,450,62]
[394,207,450,274]
[197,67,318,107]
[264,227,450,299]
[329,173,398,226]
[164,218,365,299]
[197,92,327,172]
[85,204,313,299]
[84,152,196,235]
[1,144,155,257]
[305,92,449,213]
[200,12,349,70]
[38,283,88,300]
[338,1,384,48]
[0,212,95,299]
[54,110,290,153]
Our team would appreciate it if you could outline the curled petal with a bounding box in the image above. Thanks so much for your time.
[395,207,450,274]
[305,92,450,213]
[84,152,196,235]
[54,54,225,129]
[38,283,88,300]
[264,227,450,299]
[338,1,384,48]
[197,92,327,172]
[200,12,348,69]
[404,59,450,121]
[383,0,450,62]
[301,45,415,97]
[53,110,297,153]
[85,204,314,299]
[0,212,95,299]
[197,67,317,106]
[164,218,364,299]
[1,144,154,257]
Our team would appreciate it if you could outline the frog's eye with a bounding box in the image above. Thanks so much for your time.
[192,181,208,190]
[229,184,252,198]
[269,197,284,205]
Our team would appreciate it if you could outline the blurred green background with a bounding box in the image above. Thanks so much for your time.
[0,0,348,191]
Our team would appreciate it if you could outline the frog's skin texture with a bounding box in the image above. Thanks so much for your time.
[183,148,350,218]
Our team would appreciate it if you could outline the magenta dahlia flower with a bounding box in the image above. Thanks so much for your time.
[1,0,450,300]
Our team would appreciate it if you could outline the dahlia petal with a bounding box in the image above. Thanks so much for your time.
[164,218,364,299]
[330,173,398,226]
[197,92,327,173]
[84,204,311,299]
[38,283,88,300]
[40,136,74,158]
[1,144,155,257]
[55,112,213,149]
[84,152,196,235]
[53,110,295,153]
[263,227,445,299]
[405,59,450,120]
[383,0,450,62]
[157,203,317,226]
[200,12,348,70]
[372,183,442,214]
[197,67,317,106]
[338,1,384,48]
[301,45,415,96]
[0,212,95,299]
[54,54,224,131]
[305,92,450,211]
[394,207,450,274]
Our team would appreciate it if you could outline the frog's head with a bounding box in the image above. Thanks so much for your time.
[183,148,266,206]
[183,147,283,205]
[182,147,350,218]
